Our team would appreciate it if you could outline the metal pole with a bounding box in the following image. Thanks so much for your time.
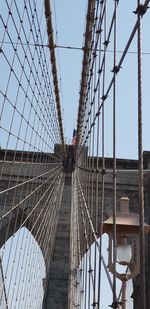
[121,280,127,309]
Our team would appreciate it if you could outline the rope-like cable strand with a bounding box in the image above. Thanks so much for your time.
[0,1,65,306]
[112,1,117,308]
[97,1,107,307]
[137,1,146,308]
[76,173,114,293]
[44,0,66,156]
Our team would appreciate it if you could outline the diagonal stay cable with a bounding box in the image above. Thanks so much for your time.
[0,164,61,195]
[0,166,62,221]
[19,171,63,229]
[76,172,115,295]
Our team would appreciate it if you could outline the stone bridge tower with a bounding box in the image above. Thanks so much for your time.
[0,148,150,308]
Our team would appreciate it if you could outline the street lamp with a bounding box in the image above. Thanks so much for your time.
[103,196,150,309]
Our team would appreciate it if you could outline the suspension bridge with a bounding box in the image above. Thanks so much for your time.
[0,0,150,308]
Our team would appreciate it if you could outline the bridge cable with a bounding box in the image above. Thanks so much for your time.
[0,0,65,306]
[97,1,107,307]
[137,0,146,308]
[44,0,66,157]
[112,1,118,308]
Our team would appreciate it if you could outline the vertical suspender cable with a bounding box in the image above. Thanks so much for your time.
[137,1,146,308]
[97,1,106,307]
[112,1,117,308]
[0,257,8,309]
[88,81,93,309]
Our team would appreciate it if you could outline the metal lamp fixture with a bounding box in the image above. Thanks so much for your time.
[103,196,150,308]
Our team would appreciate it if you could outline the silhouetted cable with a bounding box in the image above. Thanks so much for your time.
[2,40,150,56]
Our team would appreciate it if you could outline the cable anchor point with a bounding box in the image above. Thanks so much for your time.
[133,4,149,16]
[109,301,122,308]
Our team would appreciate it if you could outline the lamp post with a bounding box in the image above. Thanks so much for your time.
[103,197,150,309]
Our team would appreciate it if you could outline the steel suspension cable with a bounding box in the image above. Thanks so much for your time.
[44,0,66,156]
[112,1,117,308]
[97,1,107,307]
[76,173,114,293]
[0,1,65,307]
[137,1,146,308]
[75,1,150,308]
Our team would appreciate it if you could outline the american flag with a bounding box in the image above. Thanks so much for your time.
[72,129,77,145]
